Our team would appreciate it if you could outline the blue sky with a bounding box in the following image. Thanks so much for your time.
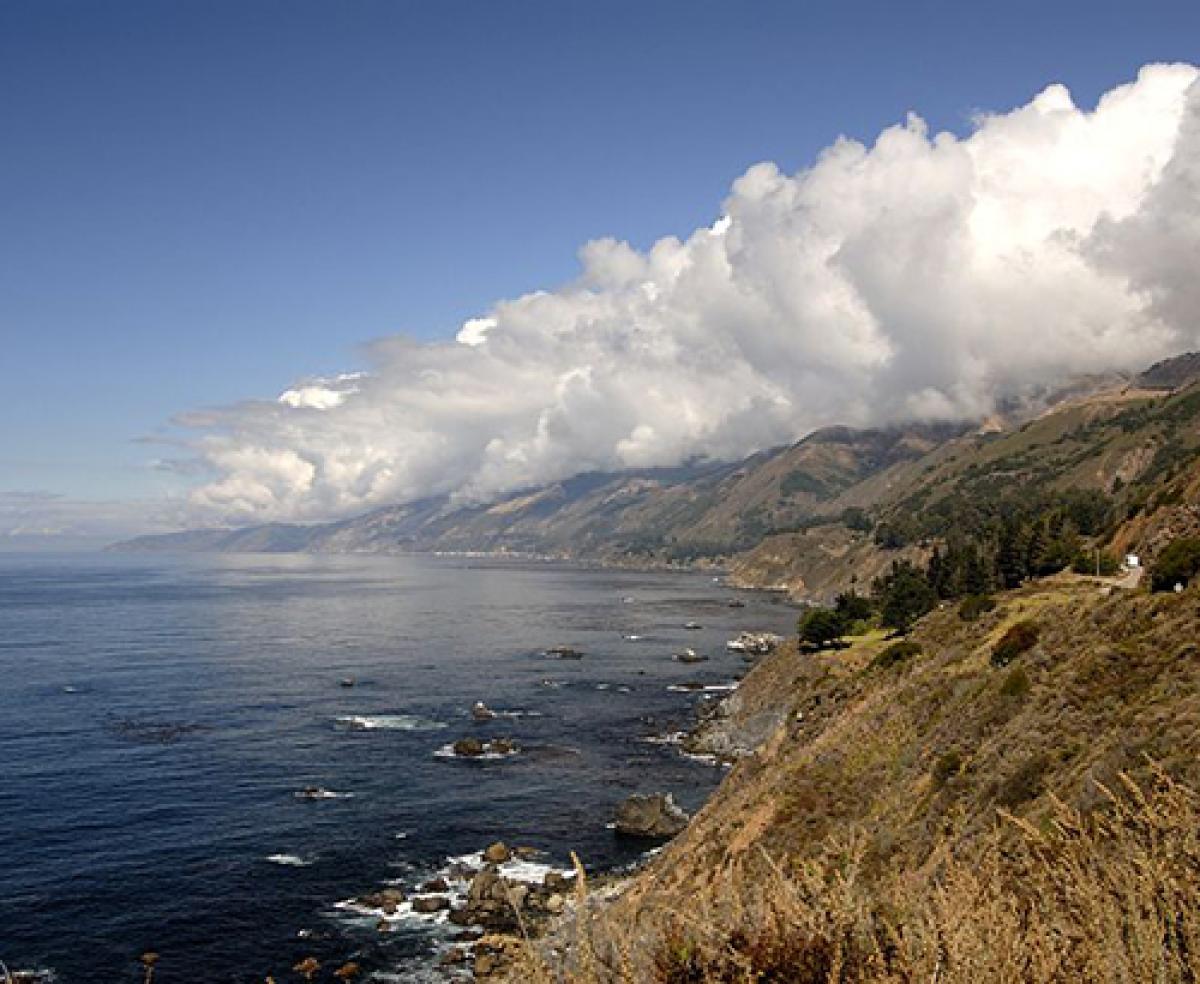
[2,0,1199,537]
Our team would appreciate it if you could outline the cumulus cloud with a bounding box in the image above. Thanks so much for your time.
[181,63,1200,525]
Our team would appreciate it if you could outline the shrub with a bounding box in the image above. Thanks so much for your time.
[999,666,1032,698]
[840,506,874,533]
[991,620,1040,668]
[1071,550,1120,576]
[958,594,997,622]
[872,640,922,670]
[932,750,963,787]
[995,752,1050,808]
[834,590,874,623]
[1150,537,1200,592]
[798,607,847,649]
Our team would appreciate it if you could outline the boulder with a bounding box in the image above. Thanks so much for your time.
[440,947,469,966]
[411,895,450,913]
[614,792,690,839]
[545,893,566,914]
[483,840,511,863]
[489,737,516,755]
[452,737,485,757]
[420,876,449,893]
[543,870,575,892]
[472,701,496,721]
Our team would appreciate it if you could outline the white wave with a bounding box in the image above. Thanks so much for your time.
[433,743,519,761]
[640,731,686,746]
[446,850,573,885]
[336,714,448,731]
[294,787,354,800]
[666,681,739,693]
[266,853,313,867]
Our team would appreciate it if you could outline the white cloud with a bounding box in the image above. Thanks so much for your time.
[180,63,1200,526]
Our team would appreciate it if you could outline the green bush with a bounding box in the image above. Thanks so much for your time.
[931,750,962,787]
[1150,537,1200,592]
[834,590,874,623]
[990,620,1040,668]
[872,640,922,670]
[957,594,997,622]
[999,666,1031,698]
[798,607,847,649]
[1071,550,1119,576]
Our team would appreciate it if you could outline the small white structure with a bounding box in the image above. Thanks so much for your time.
[1125,554,1141,569]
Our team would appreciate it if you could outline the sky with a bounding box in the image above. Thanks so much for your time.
[3,0,1200,544]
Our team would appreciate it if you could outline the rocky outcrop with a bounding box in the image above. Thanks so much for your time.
[614,792,690,838]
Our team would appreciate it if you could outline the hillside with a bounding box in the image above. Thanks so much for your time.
[115,423,959,561]
[732,368,1200,599]
[116,355,1200,607]
[513,574,1200,982]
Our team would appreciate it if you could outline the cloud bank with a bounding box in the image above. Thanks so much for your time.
[182,63,1200,525]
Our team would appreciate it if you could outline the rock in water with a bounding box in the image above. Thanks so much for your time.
[453,737,485,757]
[483,840,511,863]
[614,792,690,838]
[411,895,450,913]
[472,700,496,721]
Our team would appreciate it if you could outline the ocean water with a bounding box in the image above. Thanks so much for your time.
[0,552,796,982]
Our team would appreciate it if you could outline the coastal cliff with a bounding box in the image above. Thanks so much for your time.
[510,573,1200,981]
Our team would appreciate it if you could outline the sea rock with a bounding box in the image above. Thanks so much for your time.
[614,792,690,839]
[453,737,485,757]
[440,947,469,966]
[483,840,511,863]
[489,737,516,755]
[472,700,497,721]
[543,870,575,892]
[544,892,566,914]
[420,876,449,893]
[411,895,451,913]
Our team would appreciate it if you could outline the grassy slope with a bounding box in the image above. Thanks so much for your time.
[521,576,1200,982]
[732,379,1200,600]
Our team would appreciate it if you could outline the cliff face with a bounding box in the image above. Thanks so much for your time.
[525,575,1200,981]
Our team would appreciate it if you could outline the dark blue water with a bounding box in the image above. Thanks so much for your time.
[0,552,795,982]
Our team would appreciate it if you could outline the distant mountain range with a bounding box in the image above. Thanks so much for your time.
[115,354,1200,601]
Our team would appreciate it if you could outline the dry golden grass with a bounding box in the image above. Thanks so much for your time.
[504,581,1200,983]
[514,770,1200,983]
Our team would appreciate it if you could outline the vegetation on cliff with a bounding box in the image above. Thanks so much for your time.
[513,574,1200,982]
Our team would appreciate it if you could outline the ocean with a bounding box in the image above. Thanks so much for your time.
[0,551,796,982]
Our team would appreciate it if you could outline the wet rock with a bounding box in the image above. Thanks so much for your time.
[545,892,566,914]
[483,841,511,863]
[421,876,449,893]
[453,737,485,757]
[489,737,516,755]
[448,906,474,926]
[411,895,451,913]
[614,792,690,839]
[543,870,575,892]
[472,700,496,721]
[440,947,469,966]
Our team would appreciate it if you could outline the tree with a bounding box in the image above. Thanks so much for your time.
[1150,537,1200,592]
[874,561,937,633]
[840,506,874,533]
[798,607,847,649]
[834,590,873,623]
